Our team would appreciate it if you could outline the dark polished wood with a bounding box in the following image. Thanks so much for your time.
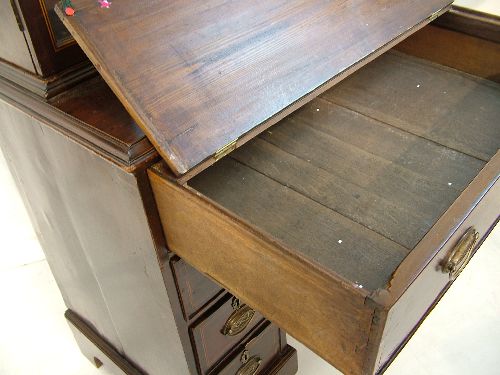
[375,216,499,375]
[191,294,265,373]
[171,256,225,321]
[434,5,500,43]
[215,322,281,375]
[16,0,88,76]
[68,308,297,375]
[265,346,298,375]
[0,59,296,375]
[0,0,95,104]
[3,0,88,76]
[0,75,156,168]
[0,87,193,374]
[374,182,499,372]
[0,59,97,98]
[2,5,498,375]
[57,0,451,177]
[49,75,155,165]
[66,310,145,375]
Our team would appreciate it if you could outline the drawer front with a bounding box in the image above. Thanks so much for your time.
[216,322,281,375]
[376,177,500,371]
[171,256,224,319]
[150,151,500,375]
[191,294,264,373]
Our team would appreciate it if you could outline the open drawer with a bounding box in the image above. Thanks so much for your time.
[55,2,499,374]
[148,49,500,374]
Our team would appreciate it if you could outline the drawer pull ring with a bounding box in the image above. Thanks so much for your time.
[236,355,262,375]
[443,227,479,279]
[222,305,255,336]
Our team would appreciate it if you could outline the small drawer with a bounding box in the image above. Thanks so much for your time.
[171,256,224,319]
[191,294,264,373]
[215,322,281,375]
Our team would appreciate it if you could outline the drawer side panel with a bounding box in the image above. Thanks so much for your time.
[148,168,375,375]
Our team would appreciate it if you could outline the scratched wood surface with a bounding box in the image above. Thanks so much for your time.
[56,0,451,176]
[189,52,499,291]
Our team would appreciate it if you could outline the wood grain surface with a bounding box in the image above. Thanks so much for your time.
[149,167,374,375]
[189,51,497,291]
[0,75,156,169]
[395,24,500,83]
[190,294,264,373]
[14,0,88,76]
[56,0,451,176]
[325,52,500,162]
[0,97,191,375]
[170,256,224,320]
[216,322,281,375]
[149,48,500,373]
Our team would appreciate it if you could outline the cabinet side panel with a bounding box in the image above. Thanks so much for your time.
[0,98,189,375]
[0,100,122,349]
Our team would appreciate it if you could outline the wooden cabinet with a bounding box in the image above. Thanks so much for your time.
[0,66,296,375]
[215,322,291,375]
[0,0,87,75]
[171,256,225,320]
[0,0,92,98]
[0,2,498,375]
[191,294,264,373]
[147,46,500,374]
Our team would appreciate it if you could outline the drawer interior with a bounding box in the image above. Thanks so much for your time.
[187,51,500,292]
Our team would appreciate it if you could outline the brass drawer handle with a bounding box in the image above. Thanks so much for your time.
[236,355,262,375]
[221,305,255,336]
[442,227,479,279]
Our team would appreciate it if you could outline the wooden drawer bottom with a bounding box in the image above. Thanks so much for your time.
[149,48,500,374]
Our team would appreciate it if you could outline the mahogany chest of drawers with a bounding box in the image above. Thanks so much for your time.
[0,1,499,375]
[0,75,296,375]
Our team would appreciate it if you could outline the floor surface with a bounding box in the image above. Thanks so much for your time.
[1,2,499,374]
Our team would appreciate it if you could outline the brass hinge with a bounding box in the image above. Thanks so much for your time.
[214,139,237,161]
[428,9,442,22]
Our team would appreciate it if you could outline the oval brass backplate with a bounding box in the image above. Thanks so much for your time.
[442,227,479,279]
[221,305,255,336]
[236,355,262,375]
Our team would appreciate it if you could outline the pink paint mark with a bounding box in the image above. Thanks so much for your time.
[98,0,111,8]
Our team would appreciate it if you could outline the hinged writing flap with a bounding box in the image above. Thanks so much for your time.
[56,0,451,178]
